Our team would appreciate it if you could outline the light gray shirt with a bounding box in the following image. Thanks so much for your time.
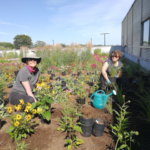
[11,66,39,95]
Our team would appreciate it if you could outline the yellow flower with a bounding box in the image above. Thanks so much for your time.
[26,102,31,107]
[52,90,55,94]
[7,106,12,113]
[15,114,22,120]
[15,105,22,111]
[14,121,20,127]
[24,107,29,113]
[32,109,37,114]
[26,114,32,121]
[37,107,43,114]
[19,99,24,105]
[41,82,46,87]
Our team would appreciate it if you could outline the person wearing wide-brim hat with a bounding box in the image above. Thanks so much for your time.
[9,51,41,105]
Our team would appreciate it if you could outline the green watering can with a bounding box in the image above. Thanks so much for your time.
[90,90,116,109]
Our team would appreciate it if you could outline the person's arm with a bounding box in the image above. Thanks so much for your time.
[22,81,37,102]
[101,62,109,80]
[118,70,122,77]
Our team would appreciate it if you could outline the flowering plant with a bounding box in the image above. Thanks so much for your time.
[51,66,58,74]
[32,94,53,121]
[6,99,38,141]
[91,63,97,72]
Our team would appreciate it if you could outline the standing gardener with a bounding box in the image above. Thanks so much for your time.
[100,50,123,91]
[9,51,41,105]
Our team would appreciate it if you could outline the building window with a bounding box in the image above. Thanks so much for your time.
[143,20,150,45]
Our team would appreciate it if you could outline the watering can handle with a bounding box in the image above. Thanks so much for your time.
[90,90,105,102]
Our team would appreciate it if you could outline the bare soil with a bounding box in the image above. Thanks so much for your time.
[0,71,115,150]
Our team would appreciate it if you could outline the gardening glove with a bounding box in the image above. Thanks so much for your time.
[106,79,111,85]
[114,74,119,78]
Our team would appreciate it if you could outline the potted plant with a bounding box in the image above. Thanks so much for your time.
[92,119,106,137]
[32,95,53,124]
[51,66,56,77]
[91,63,97,74]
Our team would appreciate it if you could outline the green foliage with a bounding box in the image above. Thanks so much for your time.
[0,42,15,49]
[94,48,101,55]
[57,100,83,149]
[0,101,10,121]
[13,35,32,49]
[136,76,144,93]
[3,52,18,59]
[32,95,53,121]
[34,40,46,47]
[16,140,29,150]
[135,88,150,123]
[0,74,6,99]
[110,101,138,150]
[109,65,121,77]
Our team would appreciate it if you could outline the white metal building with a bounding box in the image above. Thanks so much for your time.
[122,0,150,70]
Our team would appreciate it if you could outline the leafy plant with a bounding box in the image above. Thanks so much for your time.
[6,100,38,141]
[110,101,138,150]
[16,140,29,150]
[136,76,144,93]
[109,65,121,77]
[57,100,83,149]
[0,101,10,129]
[135,88,150,123]
[32,95,53,121]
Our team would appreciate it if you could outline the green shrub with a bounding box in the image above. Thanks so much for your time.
[94,49,101,55]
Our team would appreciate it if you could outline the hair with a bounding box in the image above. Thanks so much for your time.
[110,50,122,59]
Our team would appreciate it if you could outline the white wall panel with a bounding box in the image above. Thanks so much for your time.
[142,0,150,21]
[127,9,133,54]
[132,0,141,57]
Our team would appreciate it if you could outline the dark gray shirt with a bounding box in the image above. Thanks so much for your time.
[11,66,39,95]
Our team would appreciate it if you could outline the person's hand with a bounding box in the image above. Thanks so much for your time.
[106,79,111,85]
[114,74,119,78]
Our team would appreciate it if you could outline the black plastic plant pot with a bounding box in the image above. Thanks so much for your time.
[50,76,53,80]
[40,115,51,124]
[62,85,68,91]
[47,82,53,87]
[7,82,13,88]
[72,74,76,77]
[14,71,19,77]
[77,97,85,104]
[73,80,78,84]
[56,76,60,81]
[89,82,94,86]
[49,87,53,92]
[60,78,65,81]
[0,100,3,105]
[62,71,66,76]
[47,71,51,75]
[61,81,66,85]
[77,71,81,76]
[87,72,91,75]
[79,116,94,137]
[92,119,106,137]
[129,77,134,83]
[51,74,55,77]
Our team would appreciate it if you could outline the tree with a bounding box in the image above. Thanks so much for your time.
[0,42,15,49]
[34,40,46,47]
[13,34,32,49]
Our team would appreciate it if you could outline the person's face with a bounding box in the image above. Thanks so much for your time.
[111,53,119,62]
[26,58,37,68]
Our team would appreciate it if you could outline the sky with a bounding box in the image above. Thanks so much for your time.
[0,0,135,45]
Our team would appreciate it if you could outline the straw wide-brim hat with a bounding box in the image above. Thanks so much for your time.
[21,51,41,64]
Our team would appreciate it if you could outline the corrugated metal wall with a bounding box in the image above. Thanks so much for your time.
[132,0,141,57]
[142,0,150,21]
[127,9,133,54]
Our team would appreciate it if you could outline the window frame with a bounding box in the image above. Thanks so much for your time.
[142,19,150,46]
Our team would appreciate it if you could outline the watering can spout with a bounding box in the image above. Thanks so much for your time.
[106,90,116,99]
